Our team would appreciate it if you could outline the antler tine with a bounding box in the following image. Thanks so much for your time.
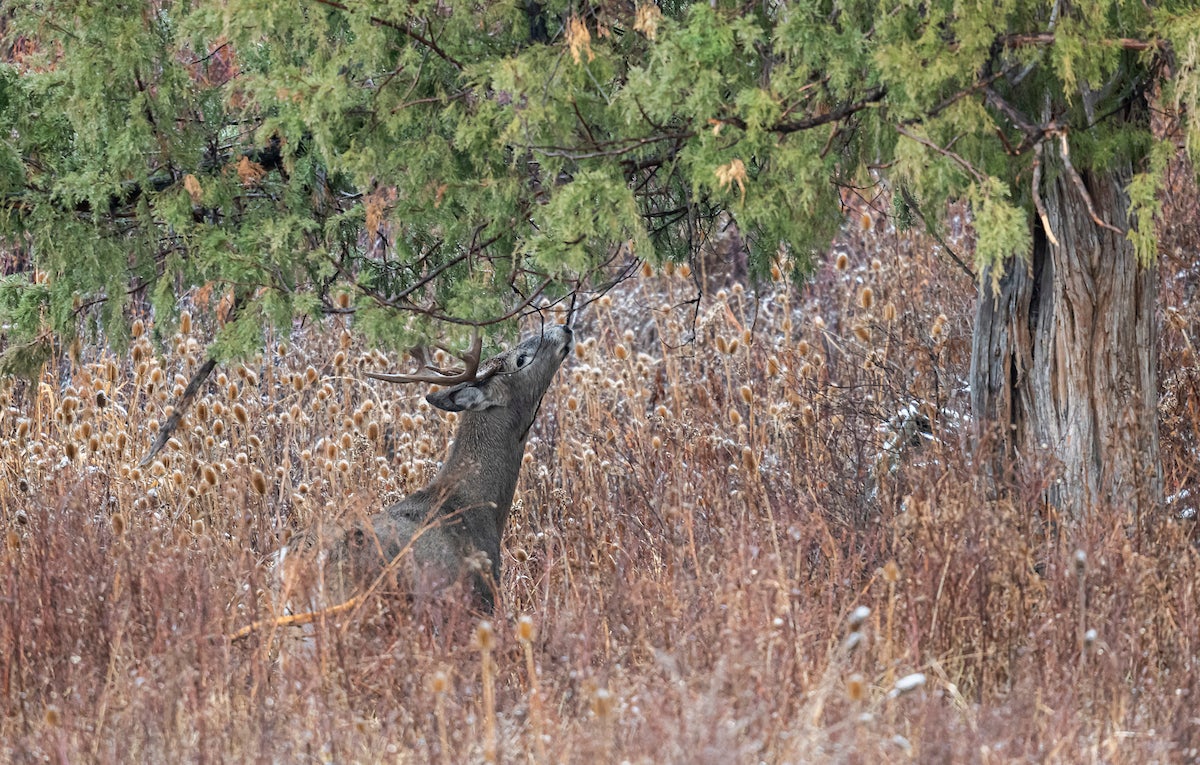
[365,331,484,386]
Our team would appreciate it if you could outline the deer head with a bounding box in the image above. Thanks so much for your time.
[366,325,573,423]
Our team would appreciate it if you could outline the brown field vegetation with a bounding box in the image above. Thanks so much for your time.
[2,195,1199,762]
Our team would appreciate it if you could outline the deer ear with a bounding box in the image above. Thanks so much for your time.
[427,382,501,412]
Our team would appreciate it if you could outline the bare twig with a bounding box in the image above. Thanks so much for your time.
[771,85,888,133]
[895,125,987,184]
[227,592,366,641]
[1056,131,1124,236]
[984,87,1044,145]
[1000,33,1157,52]
[1031,139,1060,247]
[902,67,1018,127]
[309,0,464,70]
[529,131,692,161]
[898,187,976,281]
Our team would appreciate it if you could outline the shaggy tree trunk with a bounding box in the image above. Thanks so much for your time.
[970,149,1160,516]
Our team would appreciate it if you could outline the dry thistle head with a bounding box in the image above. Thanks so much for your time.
[741,446,757,471]
[800,405,816,427]
[590,687,615,719]
[474,620,495,651]
[859,287,874,310]
[846,672,866,701]
[834,252,849,271]
[882,560,900,583]
[931,313,948,339]
[428,670,450,695]
[517,615,536,644]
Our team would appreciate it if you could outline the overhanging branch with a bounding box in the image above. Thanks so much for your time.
[309,0,464,70]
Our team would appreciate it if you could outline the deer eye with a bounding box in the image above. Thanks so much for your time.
[516,352,530,368]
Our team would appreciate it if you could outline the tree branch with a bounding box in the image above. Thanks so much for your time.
[1055,131,1123,236]
[894,125,987,184]
[1031,139,1060,247]
[984,87,1044,148]
[901,70,1016,127]
[717,85,888,135]
[138,291,247,467]
[309,0,464,70]
[1000,33,1158,52]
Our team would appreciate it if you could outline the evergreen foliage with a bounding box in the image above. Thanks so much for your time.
[0,0,1197,370]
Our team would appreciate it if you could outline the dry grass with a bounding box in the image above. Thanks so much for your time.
[2,203,1199,763]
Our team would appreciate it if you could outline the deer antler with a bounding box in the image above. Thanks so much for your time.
[365,331,484,386]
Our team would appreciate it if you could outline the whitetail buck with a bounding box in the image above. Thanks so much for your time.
[319,324,574,612]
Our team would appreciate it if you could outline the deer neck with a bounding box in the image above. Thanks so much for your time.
[429,408,530,526]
